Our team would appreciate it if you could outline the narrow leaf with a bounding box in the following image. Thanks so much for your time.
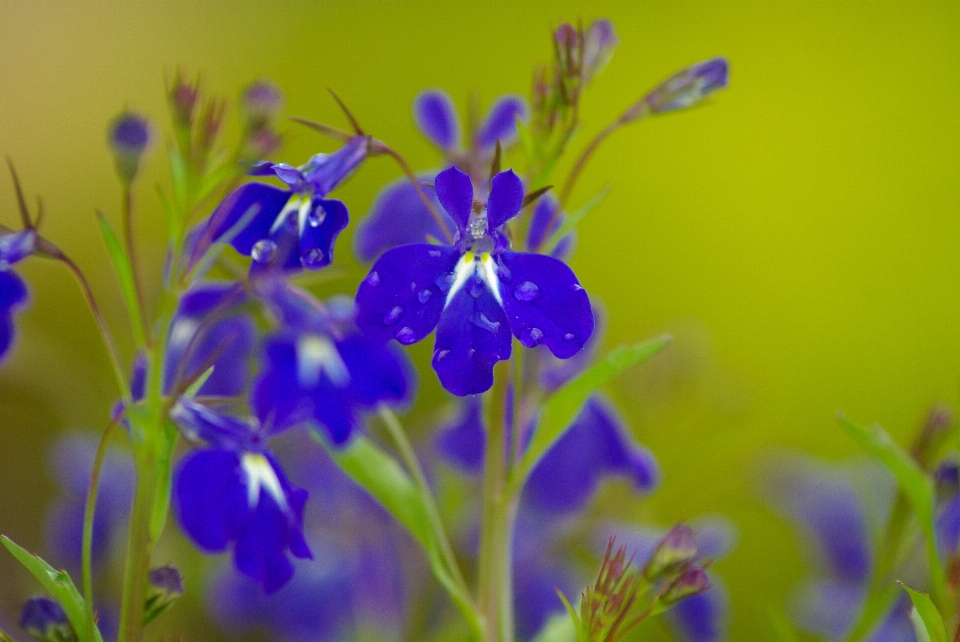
[95,212,146,347]
[546,185,611,252]
[900,582,948,642]
[1,536,103,642]
[529,603,580,642]
[522,185,553,210]
[837,413,947,610]
[518,335,671,482]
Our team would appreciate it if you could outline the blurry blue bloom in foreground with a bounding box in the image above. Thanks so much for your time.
[172,398,312,593]
[196,135,369,274]
[107,111,152,185]
[253,281,413,445]
[0,225,36,361]
[356,165,593,395]
[45,433,134,576]
[415,89,526,165]
[759,454,916,642]
[19,597,74,642]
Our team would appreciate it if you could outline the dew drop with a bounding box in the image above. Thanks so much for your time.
[434,349,450,361]
[468,279,485,298]
[569,283,583,292]
[395,327,416,344]
[470,312,501,334]
[467,348,476,358]
[513,281,541,302]
[383,306,403,325]
[251,239,278,264]
[564,332,575,341]
[525,327,544,345]
[435,273,454,292]
[428,249,442,258]
[301,248,325,269]
[366,271,381,287]
[308,204,327,227]
[418,289,433,304]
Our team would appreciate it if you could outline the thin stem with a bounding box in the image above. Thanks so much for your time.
[121,188,149,342]
[117,437,158,642]
[555,120,620,219]
[82,417,121,642]
[374,142,454,244]
[377,405,470,597]
[58,255,130,401]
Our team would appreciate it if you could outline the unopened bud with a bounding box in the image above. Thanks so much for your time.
[107,112,152,185]
[581,19,618,83]
[144,565,183,625]
[644,525,698,579]
[19,598,75,642]
[641,57,729,116]
[660,566,711,605]
[168,71,200,131]
[242,80,283,128]
[913,404,953,470]
[196,98,227,163]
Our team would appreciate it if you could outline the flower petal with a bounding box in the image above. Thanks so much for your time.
[355,244,459,345]
[432,273,512,396]
[0,229,36,265]
[434,166,474,232]
[414,90,460,150]
[486,170,523,229]
[175,449,247,552]
[476,95,527,150]
[338,334,412,407]
[252,337,312,433]
[298,198,349,270]
[171,399,259,451]
[300,136,369,196]
[354,176,451,262]
[208,183,292,255]
[0,269,27,360]
[669,582,728,642]
[435,397,485,473]
[499,251,594,358]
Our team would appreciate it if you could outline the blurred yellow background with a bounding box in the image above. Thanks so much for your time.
[1,1,959,639]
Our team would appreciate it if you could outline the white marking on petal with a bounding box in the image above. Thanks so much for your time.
[295,197,313,235]
[444,252,504,309]
[168,318,199,351]
[242,453,288,511]
[269,195,304,234]
[297,335,350,388]
[445,252,476,306]
[478,253,503,307]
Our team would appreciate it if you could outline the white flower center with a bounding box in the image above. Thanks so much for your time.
[241,453,288,511]
[296,335,350,388]
[445,252,503,308]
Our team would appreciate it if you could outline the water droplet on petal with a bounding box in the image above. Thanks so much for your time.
[470,312,501,334]
[383,306,403,325]
[468,279,485,298]
[418,289,433,304]
[308,204,327,227]
[467,348,476,358]
[428,249,442,258]
[366,271,381,287]
[525,327,544,345]
[435,273,454,292]
[395,327,416,344]
[251,239,278,264]
[564,332,575,341]
[569,283,583,292]
[514,281,541,302]
[302,248,325,269]
[434,349,450,361]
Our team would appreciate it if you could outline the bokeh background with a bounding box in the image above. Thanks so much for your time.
[1,0,959,639]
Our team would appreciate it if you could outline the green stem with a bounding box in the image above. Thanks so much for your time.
[121,187,149,344]
[377,405,471,598]
[117,436,158,642]
[81,418,120,642]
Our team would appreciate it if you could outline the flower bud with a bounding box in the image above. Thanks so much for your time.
[19,598,75,642]
[913,404,953,470]
[144,565,184,625]
[107,112,152,185]
[644,525,698,579]
[581,19,618,83]
[640,57,729,116]
[242,80,283,129]
[659,565,712,605]
[167,70,200,132]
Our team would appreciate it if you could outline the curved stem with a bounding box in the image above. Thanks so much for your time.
[121,188,149,344]
[374,143,454,244]
[58,255,130,401]
[555,120,620,219]
[377,405,470,597]
[81,417,121,642]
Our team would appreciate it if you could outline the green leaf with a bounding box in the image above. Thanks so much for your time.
[900,582,948,642]
[1,536,103,642]
[0,628,16,642]
[517,336,671,482]
[531,609,580,642]
[149,424,179,542]
[837,413,947,611]
[546,185,612,252]
[95,213,146,347]
[321,435,481,635]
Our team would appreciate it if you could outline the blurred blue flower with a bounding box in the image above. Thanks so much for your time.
[356,166,593,396]
[0,229,35,361]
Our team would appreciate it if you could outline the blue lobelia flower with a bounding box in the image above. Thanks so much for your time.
[355,165,594,396]
[354,90,527,262]
[172,398,312,594]
[252,280,413,445]
[196,135,369,274]
[0,228,36,361]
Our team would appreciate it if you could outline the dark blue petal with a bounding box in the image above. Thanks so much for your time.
[435,166,474,232]
[414,90,460,150]
[937,494,960,559]
[476,95,527,150]
[0,229,36,265]
[177,281,248,317]
[247,160,277,176]
[0,270,28,360]
[338,334,412,407]
[486,169,524,229]
[435,396,485,473]
[254,279,333,335]
[355,244,459,345]
[432,270,512,396]
[354,176,451,263]
[526,195,560,253]
[669,585,728,642]
[297,198,349,270]
[171,399,259,451]
[175,449,247,552]
[208,183,292,254]
[300,136,369,196]
[252,338,310,432]
[248,209,305,274]
[499,251,594,358]
[513,562,578,642]
[864,595,916,642]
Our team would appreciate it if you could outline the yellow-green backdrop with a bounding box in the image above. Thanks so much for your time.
[1,1,959,640]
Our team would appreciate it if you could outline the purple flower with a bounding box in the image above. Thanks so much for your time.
[251,281,413,445]
[415,90,527,156]
[107,112,152,184]
[172,398,312,593]
[199,136,369,274]
[0,229,36,361]
[639,57,730,117]
[19,597,74,642]
[356,165,593,396]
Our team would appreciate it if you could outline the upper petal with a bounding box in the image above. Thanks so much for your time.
[354,176,451,263]
[171,399,260,451]
[0,229,36,266]
[486,170,524,229]
[300,136,369,197]
[414,90,460,150]
[476,95,527,150]
[499,251,594,359]
[298,197,349,270]
[355,244,459,345]
[434,166,474,232]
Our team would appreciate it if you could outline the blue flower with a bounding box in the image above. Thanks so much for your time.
[251,281,413,445]
[356,165,594,396]
[172,398,312,594]
[414,89,526,161]
[0,229,35,361]
[197,136,369,274]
